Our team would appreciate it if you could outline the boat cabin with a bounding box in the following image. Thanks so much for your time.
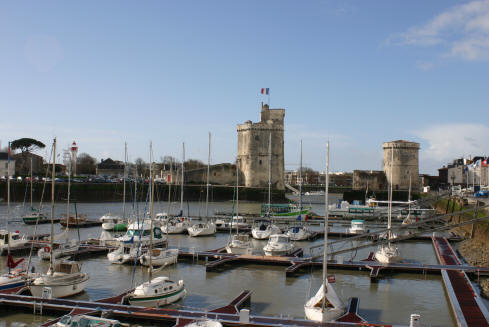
[54,261,82,274]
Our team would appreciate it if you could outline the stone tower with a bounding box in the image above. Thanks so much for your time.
[382,140,420,191]
[237,103,285,190]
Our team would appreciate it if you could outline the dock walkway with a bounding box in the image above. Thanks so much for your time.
[432,234,489,327]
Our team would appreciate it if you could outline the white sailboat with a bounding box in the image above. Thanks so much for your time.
[286,140,313,241]
[251,132,281,240]
[304,141,345,322]
[38,153,80,260]
[375,146,402,264]
[162,143,189,234]
[127,144,185,307]
[251,219,281,240]
[226,159,252,254]
[188,133,216,237]
[29,138,89,298]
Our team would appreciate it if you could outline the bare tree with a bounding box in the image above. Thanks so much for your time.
[77,153,97,175]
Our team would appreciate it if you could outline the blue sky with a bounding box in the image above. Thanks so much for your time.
[1,1,488,174]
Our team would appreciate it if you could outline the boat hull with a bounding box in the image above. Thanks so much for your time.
[127,285,186,307]
[304,305,345,322]
[29,274,89,298]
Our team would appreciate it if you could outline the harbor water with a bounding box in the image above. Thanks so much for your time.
[0,200,457,326]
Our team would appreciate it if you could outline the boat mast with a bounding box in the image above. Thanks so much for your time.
[6,142,11,264]
[166,158,172,244]
[149,142,154,281]
[180,142,185,216]
[408,175,412,214]
[123,142,127,220]
[205,132,211,222]
[30,157,33,209]
[49,138,56,275]
[299,140,303,220]
[166,158,172,219]
[236,157,239,233]
[388,146,393,240]
[66,144,71,231]
[322,141,330,313]
[268,132,272,216]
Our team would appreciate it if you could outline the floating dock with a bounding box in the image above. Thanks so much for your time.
[432,234,489,327]
[1,290,382,327]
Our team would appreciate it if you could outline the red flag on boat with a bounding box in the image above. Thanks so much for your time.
[7,254,24,269]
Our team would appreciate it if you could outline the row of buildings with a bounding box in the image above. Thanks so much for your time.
[2,103,484,191]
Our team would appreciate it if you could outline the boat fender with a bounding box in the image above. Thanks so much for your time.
[43,246,51,253]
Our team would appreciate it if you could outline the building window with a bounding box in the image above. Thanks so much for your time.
[214,172,216,176]
[255,136,259,141]
[259,160,262,165]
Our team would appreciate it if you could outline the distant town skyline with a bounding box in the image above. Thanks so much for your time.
[1,1,488,175]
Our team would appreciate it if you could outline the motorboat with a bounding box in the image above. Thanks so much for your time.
[117,219,166,246]
[100,214,127,232]
[127,276,186,307]
[22,211,50,225]
[263,234,295,256]
[374,243,402,264]
[55,314,125,327]
[38,239,79,261]
[225,234,252,254]
[29,260,89,298]
[348,220,366,234]
[187,222,216,237]
[260,203,310,218]
[304,283,346,322]
[140,248,179,267]
[162,217,189,234]
[0,230,29,254]
[285,225,313,241]
[107,243,141,264]
[251,219,281,240]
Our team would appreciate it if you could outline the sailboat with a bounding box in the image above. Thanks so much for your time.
[226,158,252,254]
[29,138,89,298]
[375,146,402,264]
[304,141,345,322]
[187,133,216,237]
[286,140,313,241]
[38,150,79,261]
[140,148,179,267]
[162,143,189,234]
[22,158,50,225]
[0,142,30,290]
[127,143,185,307]
[101,143,129,232]
[251,132,281,240]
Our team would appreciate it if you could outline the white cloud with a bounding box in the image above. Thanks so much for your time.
[392,0,489,61]
[415,123,489,164]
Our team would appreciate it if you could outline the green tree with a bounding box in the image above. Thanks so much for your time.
[10,138,46,175]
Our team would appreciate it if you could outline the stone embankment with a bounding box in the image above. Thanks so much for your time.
[435,197,489,297]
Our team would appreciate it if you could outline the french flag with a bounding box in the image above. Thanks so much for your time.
[261,88,269,95]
